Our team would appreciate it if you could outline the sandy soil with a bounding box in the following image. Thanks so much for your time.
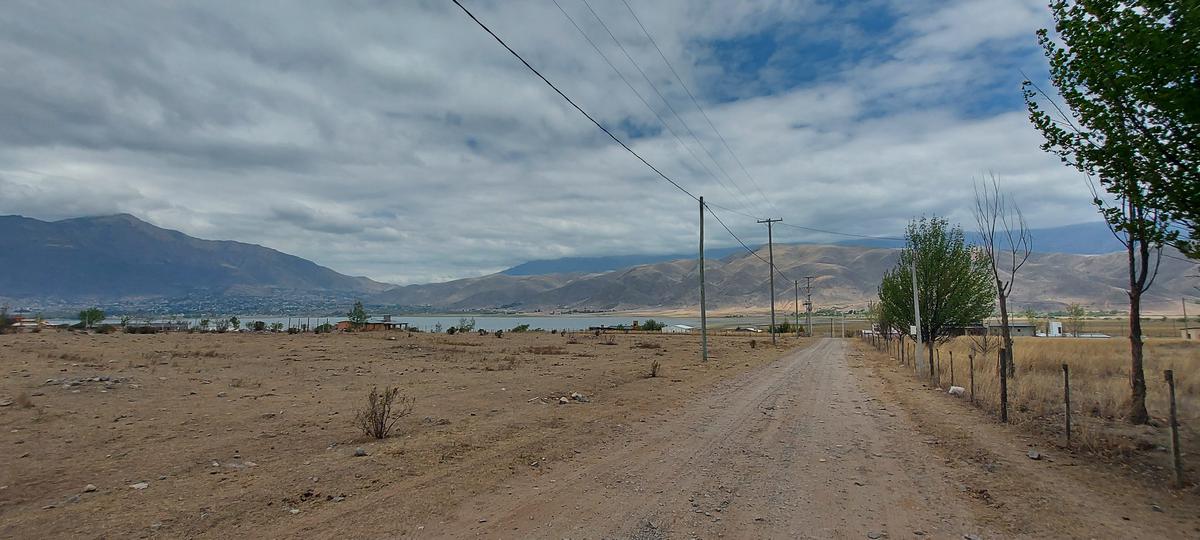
[0,329,788,538]
[3,331,1196,538]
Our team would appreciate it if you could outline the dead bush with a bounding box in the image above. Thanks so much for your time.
[634,341,662,349]
[355,386,415,439]
[648,359,662,378]
[524,346,567,355]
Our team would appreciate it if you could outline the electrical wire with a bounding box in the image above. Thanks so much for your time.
[620,0,780,217]
[450,0,698,202]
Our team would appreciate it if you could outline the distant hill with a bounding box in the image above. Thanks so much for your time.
[500,222,1127,277]
[501,248,744,276]
[0,214,390,302]
[375,243,1197,313]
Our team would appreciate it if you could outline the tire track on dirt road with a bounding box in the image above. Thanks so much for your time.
[426,339,988,539]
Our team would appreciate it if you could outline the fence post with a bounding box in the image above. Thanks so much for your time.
[999,347,1008,423]
[969,352,975,404]
[935,349,941,388]
[950,350,955,387]
[1166,370,1183,488]
[1063,363,1071,448]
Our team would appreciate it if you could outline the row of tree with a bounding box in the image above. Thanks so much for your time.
[878,0,1197,425]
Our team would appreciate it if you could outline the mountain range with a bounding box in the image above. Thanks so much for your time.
[1,214,1195,313]
[0,214,388,302]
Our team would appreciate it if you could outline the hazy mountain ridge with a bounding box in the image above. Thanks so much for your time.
[377,244,1196,313]
[0,214,390,302]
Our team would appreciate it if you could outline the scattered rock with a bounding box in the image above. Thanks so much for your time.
[83,484,97,493]
[963,534,982,540]
[558,396,570,405]
[354,447,367,457]
[129,482,149,490]
[1026,450,1042,460]
[948,386,965,396]
[0,399,12,407]
[1151,504,1163,513]
[216,392,227,398]
[867,532,884,539]
[570,392,589,403]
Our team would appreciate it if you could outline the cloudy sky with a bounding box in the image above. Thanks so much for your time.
[0,0,1096,284]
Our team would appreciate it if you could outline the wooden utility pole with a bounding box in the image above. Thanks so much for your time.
[794,280,800,337]
[911,253,924,377]
[758,218,782,345]
[699,197,708,362]
[803,276,815,337]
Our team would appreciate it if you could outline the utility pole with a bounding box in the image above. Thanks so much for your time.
[699,197,708,362]
[794,280,800,337]
[911,252,924,377]
[758,218,782,345]
[803,276,814,337]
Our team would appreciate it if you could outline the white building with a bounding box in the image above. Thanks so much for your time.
[661,324,695,334]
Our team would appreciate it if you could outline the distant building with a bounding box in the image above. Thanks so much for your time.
[986,323,1037,337]
[334,315,407,332]
[1183,327,1200,341]
[661,324,694,334]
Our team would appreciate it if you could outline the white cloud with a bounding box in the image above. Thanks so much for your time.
[0,0,1093,284]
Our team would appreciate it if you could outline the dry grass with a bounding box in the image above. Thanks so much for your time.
[906,336,1199,463]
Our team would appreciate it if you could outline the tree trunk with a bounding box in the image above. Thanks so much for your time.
[1129,287,1149,424]
[997,287,1015,377]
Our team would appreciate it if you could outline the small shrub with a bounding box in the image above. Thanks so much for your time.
[634,341,661,349]
[494,330,503,338]
[649,359,662,378]
[478,329,488,336]
[511,324,530,333]
[447,326,457,335]
[355,386,415,439]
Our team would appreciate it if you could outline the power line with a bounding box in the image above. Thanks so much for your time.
[704,202,795,283]
[579,0,764,217]
[620,0,780,217]
[775,221,905,242]
[449,0,698,202]
[550,0,748,211]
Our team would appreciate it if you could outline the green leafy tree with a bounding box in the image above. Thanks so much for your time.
[877,217,995,373]
[229,316,241,331]
[1023,0,1193,423]
[640,319,666,332]
[1065,303,1087,337]
[348,301,368,331]
[1025,0,1198,257]
[79,307,105,329]
[120,315,132,328]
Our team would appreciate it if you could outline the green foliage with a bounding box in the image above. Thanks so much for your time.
[447,326,457,335]
[772,321,793,334]
[228,316,240,331]
[0,305,11,333]
[1024,0,1199,257]
[1064,303,1087,336]
[120,315,132,327]
[347,300,368,330]
[510,323,530,333]
[877,217,995,345]
[639,319,666,332]
[270,322,284,332]
[314,323,332,333]
[252,320,266,332]
[78,307,105,328]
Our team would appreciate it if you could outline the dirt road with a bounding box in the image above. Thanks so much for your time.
[420,339,985,539]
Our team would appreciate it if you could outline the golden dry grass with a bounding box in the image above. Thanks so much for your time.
[884,335,1198,462]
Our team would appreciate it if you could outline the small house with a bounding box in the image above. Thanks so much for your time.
[1183,327,1200,341]
[335,316,407,332]
[986,323,1036,337]
[661,324,694,334]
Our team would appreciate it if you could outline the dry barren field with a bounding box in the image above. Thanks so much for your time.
[0,330,789,538]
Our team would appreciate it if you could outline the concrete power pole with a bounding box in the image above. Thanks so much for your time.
[911,253,924,376]
[699,197,708,362]
[758,218,782,345]
[803,276,814,337]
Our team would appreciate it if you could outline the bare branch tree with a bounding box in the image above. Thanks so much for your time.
[974,173,1032,378]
